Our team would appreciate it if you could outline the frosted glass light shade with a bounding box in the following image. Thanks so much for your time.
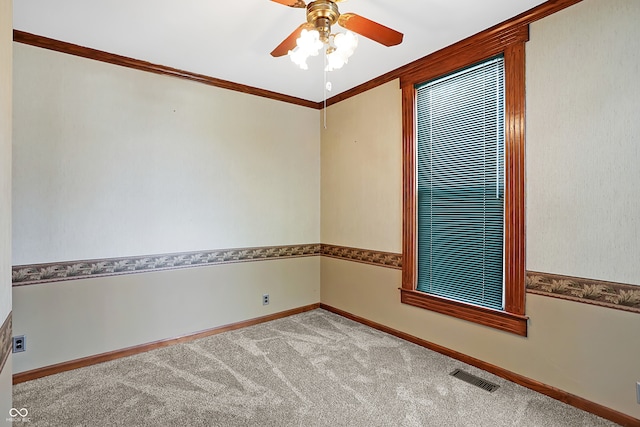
[325,31,358,71]
[288,29,325,70]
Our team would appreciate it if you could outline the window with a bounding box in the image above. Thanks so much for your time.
[416,56,505,310]
[400,27,528,336]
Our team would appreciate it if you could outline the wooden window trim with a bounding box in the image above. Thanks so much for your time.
[400,25,528,336]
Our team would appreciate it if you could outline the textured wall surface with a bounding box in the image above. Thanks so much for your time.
[11,43,321,374]
[0,354,11,420]
[13,257,319,373]
[321,258,640,418]
[0,0,13,417]
[0,0,12,331]
[10,0,640,420]
[319,0,640,417]
[12,43,320,265]
[526,0,640,284]
[320,80,402,253]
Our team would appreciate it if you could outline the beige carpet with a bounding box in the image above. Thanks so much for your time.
[13,309,616,426]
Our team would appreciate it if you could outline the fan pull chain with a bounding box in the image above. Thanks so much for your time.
[323,49,328,129]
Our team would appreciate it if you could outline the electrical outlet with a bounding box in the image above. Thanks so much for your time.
[12,335,26,353]
[636,381,640,404]
[262,294,269,306]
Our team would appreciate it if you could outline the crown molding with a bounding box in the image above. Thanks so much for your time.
[325,0,583,106]
[13,0,580,110]
[12,30,322,110]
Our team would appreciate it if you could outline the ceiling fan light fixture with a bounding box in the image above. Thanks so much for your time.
[288,28,323,69]
[271,0,403,71]
[325,51,345,71]
[325,31,357,71]
[288,46,310,69]
[334,31,358,52]
[296,29,323,55]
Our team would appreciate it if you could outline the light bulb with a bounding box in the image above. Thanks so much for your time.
[310,30,323,55]
[325,50,345,71]
[344,31,358,50]
[334,31,358,52]
[288,46,309,70]
[297,29,322,57]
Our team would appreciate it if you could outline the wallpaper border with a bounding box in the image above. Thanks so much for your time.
[526,271,640,314]
[13,246,639,314]
[0,312,11,375]
[11,244,404,286]
[321,244,403,270]
[321,247,640,313]
[12,244,320,286]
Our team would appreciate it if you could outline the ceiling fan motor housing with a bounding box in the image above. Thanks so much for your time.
[307,0,340,42]
[269,0,403,58]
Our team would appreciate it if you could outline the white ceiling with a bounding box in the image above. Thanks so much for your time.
[13,0,546,103]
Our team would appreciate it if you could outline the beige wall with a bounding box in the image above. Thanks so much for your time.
[0,0,12,417]
[9,0,640,420]
[321,259,640,418]
[0,0,11,326]
[11,44,321,373]
[320,80,402,253]
[320,0,640,418]
[0,355,11,422]
[12,43,320,265]
[526,0,640,284]
[13,257,319,373]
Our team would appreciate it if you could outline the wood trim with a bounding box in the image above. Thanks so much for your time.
[320,303,640,427]
[0,312,11,375]
[401,35,528,334]
[13,303,320,384]
[400,26,529,88]
[401,84,417,291]
[506,0,584,27]
[400,289,528,336]
[504,42,527,315]
[12,30,322,110]
[321,249,639,313]
[325,0,582,106]
[325,68,402,107]
[12,1,583,110]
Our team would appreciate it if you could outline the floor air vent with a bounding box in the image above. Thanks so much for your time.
[450,369,500,393]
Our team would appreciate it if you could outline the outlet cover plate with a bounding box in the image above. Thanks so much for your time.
[637,381,640,404]
[12,335,26,353]
[262,294,269,305]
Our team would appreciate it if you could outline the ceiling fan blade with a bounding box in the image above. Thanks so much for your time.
[338,13,403,47]
[270,0,306,8]
[271,24,312,57]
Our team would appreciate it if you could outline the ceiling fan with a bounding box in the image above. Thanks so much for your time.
[270,0,403,70]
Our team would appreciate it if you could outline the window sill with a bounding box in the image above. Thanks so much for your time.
[400,288,528,336]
